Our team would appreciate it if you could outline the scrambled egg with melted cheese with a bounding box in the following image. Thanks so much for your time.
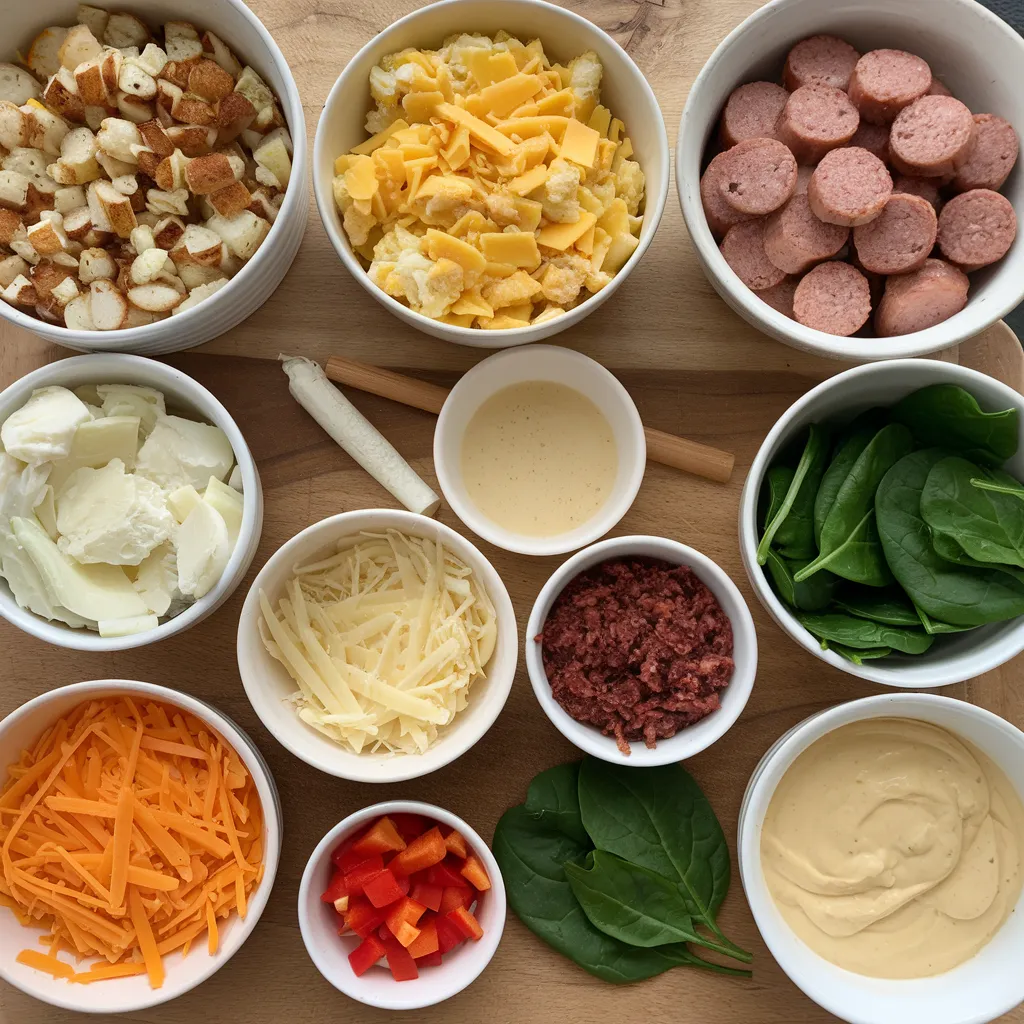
[332,32,646,328]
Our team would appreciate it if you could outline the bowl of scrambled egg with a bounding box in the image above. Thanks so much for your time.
[312,0,669,346]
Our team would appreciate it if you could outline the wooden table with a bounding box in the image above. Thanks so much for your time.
[2,1,1023,1021]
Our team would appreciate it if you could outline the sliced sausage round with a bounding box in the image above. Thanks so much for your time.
[848,49,932,125]
[720,220,788,290]
[700,149,757,237]
[892,174,942,212]
[718,138,798,215]
[849,122,890,163]
[875,258,969,335]
[808,146,893,226]
[756,276,799,318]
[853,193,938,274]
[720,81,789,148]
[783,35,861,92]
[763,193,850,274]
[775,84,860,165]
[937,188,1017,270]
[889,95,976,178]
[953,114,1019,193]
[793,262,872,335]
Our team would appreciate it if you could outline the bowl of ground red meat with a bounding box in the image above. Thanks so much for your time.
[525,535,758,764]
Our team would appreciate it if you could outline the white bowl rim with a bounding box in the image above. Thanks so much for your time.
[236,508,518,782]
[433,345,648,556]
[525,533,758,764]
[738,691,1024,1024]
[0,353,261,652]
[0,678,281,1014]
[738,357,1024,687]
[311,0,670,349]
[0,0,307,352]
[675,0,1024,362]
[297,798,506,1010]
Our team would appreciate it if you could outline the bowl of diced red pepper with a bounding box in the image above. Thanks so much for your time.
[298,801,506,1008]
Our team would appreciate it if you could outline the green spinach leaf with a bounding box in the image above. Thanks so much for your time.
[921,456,1024,568]
[892,384,1019,466]
[796,610,934,654]
[831,586,921,626]
[914,605,977,635]
[876,450,1024,626]
[813,426,877,545]
[760,465,795,529]
[773,425,831,559]
[931,531,1024,584]
[757,426,829,565]
[764,550,837,611]
[525,762,589,845]
[971,470,1024,502]
[794,423,915,586]
[823,642,893,664]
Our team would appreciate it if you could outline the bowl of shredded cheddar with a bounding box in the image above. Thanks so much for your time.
[0,679,280,1013]
[312,0,669,345]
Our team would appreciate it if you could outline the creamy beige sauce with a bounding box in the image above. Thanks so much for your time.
[761,718,1024,978]
[460,381,618,537]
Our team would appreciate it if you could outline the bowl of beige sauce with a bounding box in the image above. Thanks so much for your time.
[433,345,646,556]
[739,693,1024,1024]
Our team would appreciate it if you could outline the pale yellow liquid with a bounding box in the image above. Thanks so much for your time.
[460,381,618,537]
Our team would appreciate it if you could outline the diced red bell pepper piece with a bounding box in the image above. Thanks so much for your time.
[447,905,484,941]
[343,854,384,895]
[385,896,427,935]
[345,895,387,939]
[443,828,468,859]
[438,885,473,915]
[321,866,348,904]
[348,934,386,977]
[426,861,466,888]
[435,914,465,954]
[390,813,427,843]
[407,918,439,959]
[389,827,447,876]
[352,816,407,856]
[363,868,407,908]
[411,881,443,912]
[382,936,418,981]
[331,837,358,870]
[460,854,491,892]
[391,919,421,948]
[417,949,443,968]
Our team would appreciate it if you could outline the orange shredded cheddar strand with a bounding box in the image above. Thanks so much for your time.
[129,886,164,989]
[108,787,133,911]
[72,962,147,983]
[205,899,218,955]
[17,948,74,979]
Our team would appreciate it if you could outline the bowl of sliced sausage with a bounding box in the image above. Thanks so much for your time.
[678,0,1023,362]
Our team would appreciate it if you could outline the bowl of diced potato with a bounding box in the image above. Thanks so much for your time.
[0,1,307,354]
[312,0,670,346]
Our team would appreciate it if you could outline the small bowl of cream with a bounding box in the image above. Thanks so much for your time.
[739,693,1024,1024]
[433,345,646,556]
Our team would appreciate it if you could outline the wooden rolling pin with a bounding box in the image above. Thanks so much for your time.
[324,355,735,484]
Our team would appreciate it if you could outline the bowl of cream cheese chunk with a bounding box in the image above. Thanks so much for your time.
[0,353,262,650]
[739,692,1024,1024]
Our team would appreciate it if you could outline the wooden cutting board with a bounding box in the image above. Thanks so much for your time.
[1,1,1023,1021]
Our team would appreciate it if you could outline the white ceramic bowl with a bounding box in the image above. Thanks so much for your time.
[312,0,669,348]
[526,534,757,764]
[677,0,1024,362]
[433,345,646,556]
[739,358,1024,688]
[3,0,307,355]
[0,678,282,1014]
[297,800,505,1010]
[739,692,1024,1024]
[0,353,263,651]
[236,509,517,782]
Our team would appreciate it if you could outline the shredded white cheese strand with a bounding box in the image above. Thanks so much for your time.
[259,529,496,755]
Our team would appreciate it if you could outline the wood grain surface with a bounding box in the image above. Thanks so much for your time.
[2,1,1023,1022]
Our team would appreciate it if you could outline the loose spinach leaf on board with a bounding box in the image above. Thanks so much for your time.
[831,586,921,626]
[823,642,893,664]
[876,449,1024,626]
[757,425,829,564]
[915,604,977,635]
[795,423,915,586]
[524,762,589,845]
[971,470,1024,502]
[577,759,749,961]
[932,531,1024,584]
[813,426,878,545]
[764,549,837,611]
[773,425,831,559]
[921,456,1024,568]
[795,610,934,654]
[892,384,1019,467]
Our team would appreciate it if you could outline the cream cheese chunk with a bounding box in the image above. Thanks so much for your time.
[203,476,243,547]
[47,415,141,492]
[56,459,174,566]
[135,414,234,491]
[96,384,166,437]
[133,542,181,617]
[1,387,91,464]
[176,500,230,600]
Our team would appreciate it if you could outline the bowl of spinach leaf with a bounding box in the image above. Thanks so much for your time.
[739,359,1024,687]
